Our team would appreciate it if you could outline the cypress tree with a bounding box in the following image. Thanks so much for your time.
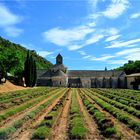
[24,50,30,87]
[24,50,37,87]
[30,55,34,87]
[0,62,6,83]
[33,60,37,86]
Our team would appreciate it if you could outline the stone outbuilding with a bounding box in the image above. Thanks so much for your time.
[126,73,140,89]
[37,54,127,88]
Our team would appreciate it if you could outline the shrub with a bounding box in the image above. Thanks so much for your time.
[33,126,49,139]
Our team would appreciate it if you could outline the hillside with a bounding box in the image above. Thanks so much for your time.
[116,60,140,75]
[0,36,53,76]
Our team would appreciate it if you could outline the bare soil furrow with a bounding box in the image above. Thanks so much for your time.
[50,89,72,140]
[10,90,67,140]
[77,89,101,140]
[0,89,62,129]
[84,91,138,140]
[0,88,53,113]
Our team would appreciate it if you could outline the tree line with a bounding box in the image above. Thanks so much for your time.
[0,50,37,87]
[0,36,52,77]
[117,60,140,75]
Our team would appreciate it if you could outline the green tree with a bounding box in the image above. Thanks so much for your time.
[24,50,37,87]
[117,60,140,74]
[0,62,7,83]
[0,36,52,78]
[33,60,37,86]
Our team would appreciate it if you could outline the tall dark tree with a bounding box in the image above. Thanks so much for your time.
[0,62,6,83]
[24,50,30,87]
[33,60,37,86]
[24,50,37,87]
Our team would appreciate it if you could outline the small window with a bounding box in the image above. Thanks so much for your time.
[60,81,61,85]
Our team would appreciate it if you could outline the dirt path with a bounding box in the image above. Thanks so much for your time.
[10,90,67,140]
[49,89,72,140]
[0,89,62,129]
[77,89,101,140]
[83,91,138,139]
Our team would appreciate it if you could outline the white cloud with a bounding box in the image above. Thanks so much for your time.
[106,35,120,42]
[82,54,114,62]
[21,43,36,50]
[78,51,86,56]
[0,3,23,37]
[67,33,104,51]
[81,47,140,63]
[0,4,22,26]
[130,12,140,19]
[43,26,94,47]
[37,51,54,57]
[87,22,96,27]
[106,38,140,48]
[110,50,140,64]
[84,34,104,46]
[125,52,140,61]
[106,28,119,36]
[4,26,23,37]
[68,45,84,51]
[98,48,140,65]
[83,55,92,59]
[115,48,140,56]
[90,55,115,61]
[109,60,127,64]
[88,0,99,9]
[102,0,129,19]
[88,13,100,19]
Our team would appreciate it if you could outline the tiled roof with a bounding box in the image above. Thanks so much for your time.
[126,73,140,77]
[37,69,125,78]
[67,70,125,77]
[38,70,66,77]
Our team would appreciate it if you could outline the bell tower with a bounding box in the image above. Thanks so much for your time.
[56,53,63,65]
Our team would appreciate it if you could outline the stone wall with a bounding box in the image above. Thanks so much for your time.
[80,77,91,88]
[37,76,127,89]
[51,77,67,87]
[111,77,118,88]
[118,77,127,88]
[68,78,82,87]
[90,77,126,88]
[103,77,111,88]
[37,78,52,86]
[127,77,135,89]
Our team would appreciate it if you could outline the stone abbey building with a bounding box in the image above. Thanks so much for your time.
[37,54,127,88]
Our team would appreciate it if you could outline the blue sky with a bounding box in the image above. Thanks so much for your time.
[0,0,140,70]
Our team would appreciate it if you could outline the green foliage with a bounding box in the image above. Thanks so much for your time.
[90,89,140,118]
[105,127,117,136]
[116,60,140,74]
[32,89,67,139]
[0,61,6,82]
[0,89,59,122]
[33,126,50,139]
[70,89,87,139]
[85,89,140,134]
[0,88,53,111]
[81,92,117,138]
[0,88,64,139]
[0,36,53,76]
[24,50,37,87]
